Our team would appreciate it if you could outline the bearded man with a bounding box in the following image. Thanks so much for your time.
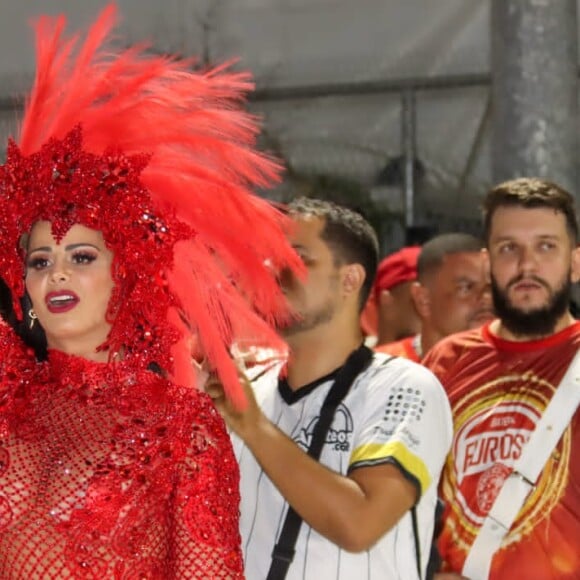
[423,178,580,580]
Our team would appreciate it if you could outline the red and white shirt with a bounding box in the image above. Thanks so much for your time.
[376,334,421,363]
[423,321,580,579]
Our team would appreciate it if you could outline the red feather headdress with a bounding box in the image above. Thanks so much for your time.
[0,4,300,408]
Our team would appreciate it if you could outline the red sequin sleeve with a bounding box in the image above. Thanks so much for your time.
[172,392,244,578]
[0,322,36,439]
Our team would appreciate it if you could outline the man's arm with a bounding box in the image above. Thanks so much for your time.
[207,364,449,552]
[236,407,415,552]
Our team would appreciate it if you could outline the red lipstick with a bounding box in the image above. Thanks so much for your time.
[45,291,80,313]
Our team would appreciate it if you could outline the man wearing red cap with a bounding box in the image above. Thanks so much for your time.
[364,246,422,346]
[377,234,495,362]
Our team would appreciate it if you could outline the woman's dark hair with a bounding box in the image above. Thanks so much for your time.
[0,277,16,328]
[19,292,48,360]
[0,279,48,360]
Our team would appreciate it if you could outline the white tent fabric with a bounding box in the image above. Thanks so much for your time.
[0,1,575,232]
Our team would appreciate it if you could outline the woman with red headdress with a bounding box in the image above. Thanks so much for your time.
[0,5,300,578]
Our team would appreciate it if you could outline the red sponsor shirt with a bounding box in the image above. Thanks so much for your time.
[423,321,580,579]
[375,335,421,363]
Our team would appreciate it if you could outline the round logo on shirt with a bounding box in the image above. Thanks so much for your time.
[296,403,354,453]
[448,373,570,546]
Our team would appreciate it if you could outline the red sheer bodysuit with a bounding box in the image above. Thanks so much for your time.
[0,325,243,579]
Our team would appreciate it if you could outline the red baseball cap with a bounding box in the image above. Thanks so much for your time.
[374,246,420,299]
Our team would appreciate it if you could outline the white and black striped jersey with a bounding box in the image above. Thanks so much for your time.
[232,352,452,580]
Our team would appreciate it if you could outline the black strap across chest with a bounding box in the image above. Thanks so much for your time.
[266,344,374,580]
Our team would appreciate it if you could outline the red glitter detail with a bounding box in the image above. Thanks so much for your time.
[0,325,244,576]
[0,495,12,532]
[0,127,185,381]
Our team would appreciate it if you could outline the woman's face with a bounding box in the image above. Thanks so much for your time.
[25,221,115,360]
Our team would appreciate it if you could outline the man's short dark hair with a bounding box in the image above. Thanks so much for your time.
[418,233,484,280]
[287,197,379,311]
[482,178,578,243]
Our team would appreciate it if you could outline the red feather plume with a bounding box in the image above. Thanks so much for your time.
[7,4,303,408]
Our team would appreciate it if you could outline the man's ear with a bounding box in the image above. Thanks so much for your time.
[571,245,580,284]
[410,281,430,318]
[342,263,365,298]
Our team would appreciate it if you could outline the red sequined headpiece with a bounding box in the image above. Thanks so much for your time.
[0,5,300,407]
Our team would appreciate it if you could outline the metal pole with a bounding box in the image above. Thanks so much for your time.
[401,89,417,229]
[252,72,490,102]
[492,0,578,195]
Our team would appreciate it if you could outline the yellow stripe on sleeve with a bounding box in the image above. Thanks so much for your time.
[350,441,431,494]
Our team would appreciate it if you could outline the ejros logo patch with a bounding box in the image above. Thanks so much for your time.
[450,382,570,541]
[455,403,537,485]
[454,401,541,523]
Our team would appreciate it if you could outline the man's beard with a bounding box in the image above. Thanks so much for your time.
[491,272,571,338]
[278,301,335,337]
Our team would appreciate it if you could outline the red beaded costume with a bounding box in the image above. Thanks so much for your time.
[0,5,300,578]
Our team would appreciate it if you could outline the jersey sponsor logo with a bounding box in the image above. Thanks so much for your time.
[455,403,538,483]
[454,402,539,522]
[459,428,530,481]
[295,404,354,452]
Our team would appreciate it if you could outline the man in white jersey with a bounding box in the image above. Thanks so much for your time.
[207,198,453,579]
